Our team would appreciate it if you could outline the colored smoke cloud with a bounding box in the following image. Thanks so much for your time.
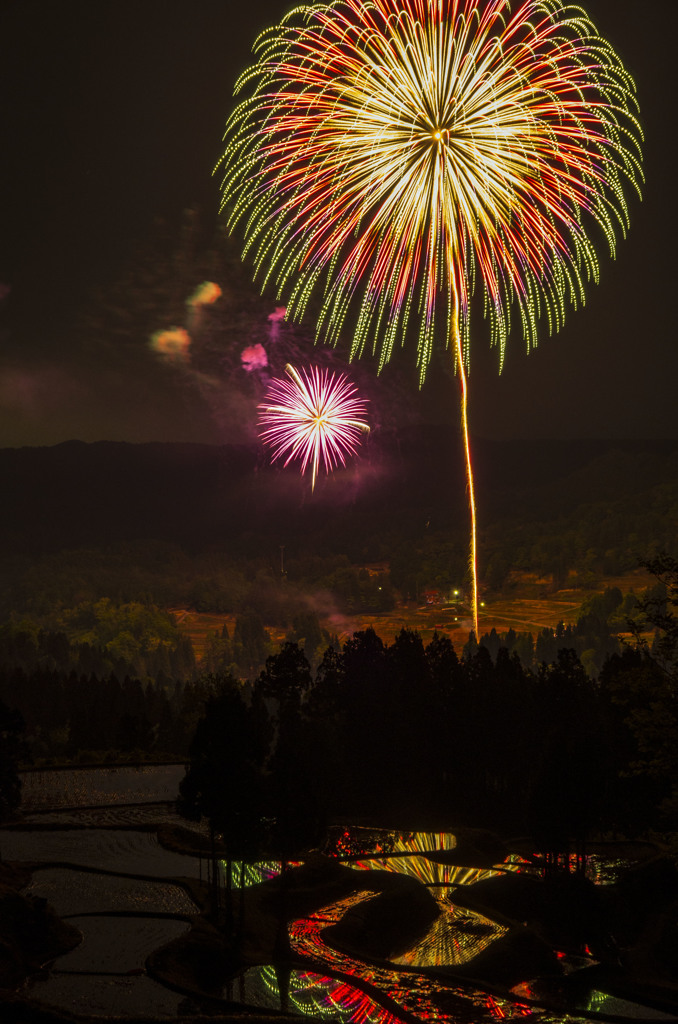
[241,343,268,372]
[187,281,222,307]
[150,327,192,363]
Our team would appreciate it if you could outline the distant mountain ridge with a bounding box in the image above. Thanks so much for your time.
[3,434,678,557]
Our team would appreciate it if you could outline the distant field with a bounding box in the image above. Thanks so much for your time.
[169,609,287,661]
[323,595,574,650]
[340,567,654,648]
[171,566,654,662]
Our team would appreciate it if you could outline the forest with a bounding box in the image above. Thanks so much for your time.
[177,555,678,862]
[0,556,676,863]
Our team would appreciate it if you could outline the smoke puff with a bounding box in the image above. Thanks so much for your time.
[241,343,268,372]
[187,281,222,307]
[150,327,192,363]
[267,306,287,323]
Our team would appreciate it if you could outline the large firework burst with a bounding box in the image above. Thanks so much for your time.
[258,364,370,490]
[219,0,642,634]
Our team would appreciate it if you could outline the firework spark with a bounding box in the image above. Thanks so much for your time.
[258,364,369,490]
[219,0,642,634]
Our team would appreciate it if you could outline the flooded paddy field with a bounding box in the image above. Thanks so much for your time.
[4,768,677,1024]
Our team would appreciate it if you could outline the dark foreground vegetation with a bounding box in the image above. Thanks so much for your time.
[0,560,677,1024]
[175,556,678,867]
[0,571,667,770]
[167,556,678,1020]
[0,558,676,855]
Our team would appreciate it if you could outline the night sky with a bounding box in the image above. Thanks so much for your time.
[0,0,675,448]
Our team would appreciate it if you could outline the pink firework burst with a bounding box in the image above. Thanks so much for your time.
[258,364,369,490]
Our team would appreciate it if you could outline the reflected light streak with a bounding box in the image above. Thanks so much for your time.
[232,832,542,1023]
[349,831,498,889]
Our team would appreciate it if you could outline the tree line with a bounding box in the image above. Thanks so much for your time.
[179,559,678,869]
[1,559,675,864]
[469,585,647,677]
[0,669,221,763]
[0,601,195,682]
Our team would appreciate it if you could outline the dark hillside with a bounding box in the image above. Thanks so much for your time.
[2,434,677,564]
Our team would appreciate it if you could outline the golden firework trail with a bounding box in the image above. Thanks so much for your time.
[218,0,643,637]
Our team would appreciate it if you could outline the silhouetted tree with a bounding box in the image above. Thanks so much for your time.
[526,650,605,872]
[256,643,325,859]
[232,610,271,678]
[384,629,432,808]
[0,699,27,830]
[178,675,272,926]
[598,647,664,836]
[304,646,345,810]
[257,642,312,723]
[600,555,678,829]
[340,628,388,811]
[286,611,327,668]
